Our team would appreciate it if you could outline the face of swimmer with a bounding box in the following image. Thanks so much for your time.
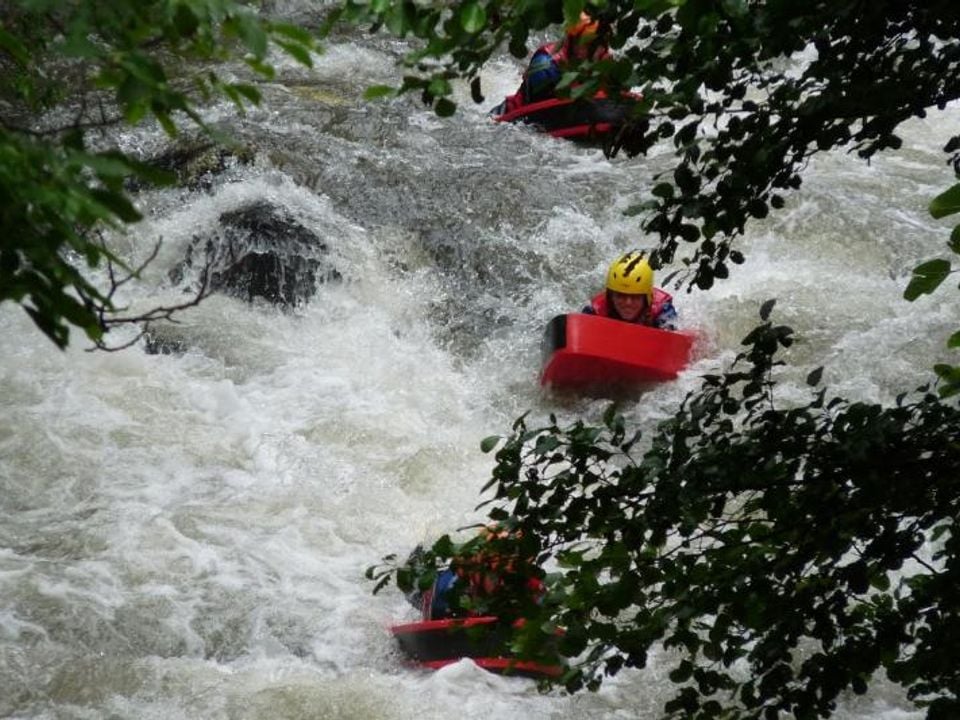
[610,291,647,323]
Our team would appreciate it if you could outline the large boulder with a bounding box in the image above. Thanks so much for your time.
[169,200,341,307]
[209,202,341,305]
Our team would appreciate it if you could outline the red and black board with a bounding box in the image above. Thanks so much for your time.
[390,616,563,679]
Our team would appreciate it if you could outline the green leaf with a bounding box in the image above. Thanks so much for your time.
[470,76,484,104]
[122,99,148,125]
[81,153,135,178]
[244,57,276,79]
[480,436,501,452]
[949,224,960,254]
[318,6,344,36]
[117,74,148,109]
[669,660,693,682]
[373,575,391,593]
[759,298,776,321]
[869,571,890,592]
[172,3,200,38]
[652,182,674,199]
[534,435,561,455]
[270,23,315,45]
[903,259,951,301]
[935,369,960,398]
[508,31,529,59]
[624,200,659,216]
[386,2,411,35]
[947,331,960,349]
[459,3,487,34]
[679,223,700,242]
[930,183,960,219]
[122,157,176,187]
[121,54,167,85]
[435,97,457,116]
[806,366,823,386]
[276,39,313,67]
[154,110,178,137]
[432,534,454,557]
[721,0,748,16]
[0,27,30,65]
[234,16,269,58]
[89,189,142,223]
[934,363,960,384]
[227,83,261,105]
[428,77,452,97]
[61,28,101,59]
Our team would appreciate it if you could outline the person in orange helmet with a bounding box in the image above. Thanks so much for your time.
[493,12,610,115]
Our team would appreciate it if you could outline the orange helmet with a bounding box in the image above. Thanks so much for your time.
[566,12,599,41]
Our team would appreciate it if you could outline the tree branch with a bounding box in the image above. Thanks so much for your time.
[85,239,214,352]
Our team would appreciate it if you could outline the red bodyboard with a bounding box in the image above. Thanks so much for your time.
[540,313,694,388]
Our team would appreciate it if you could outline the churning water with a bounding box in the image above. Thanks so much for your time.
[1,14,958,720]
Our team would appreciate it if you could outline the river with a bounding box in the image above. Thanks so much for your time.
[1,9,957,720]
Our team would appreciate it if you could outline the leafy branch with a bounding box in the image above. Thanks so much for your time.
[0,0,319,348]
[86,238,213,352]
[903,170,960,396]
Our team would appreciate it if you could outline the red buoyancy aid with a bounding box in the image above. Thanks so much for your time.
[590,288,673,325]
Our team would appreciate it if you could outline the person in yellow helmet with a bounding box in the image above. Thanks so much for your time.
[582,251,679,330]
[495,12,610,113]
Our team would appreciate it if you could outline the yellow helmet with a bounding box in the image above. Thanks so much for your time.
[606,252,653,300]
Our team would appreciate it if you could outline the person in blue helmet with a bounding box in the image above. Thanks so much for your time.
[583,251,679,330]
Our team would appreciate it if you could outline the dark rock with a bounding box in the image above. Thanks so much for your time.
[170,200,341,307]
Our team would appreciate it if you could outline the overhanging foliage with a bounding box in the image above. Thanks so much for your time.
[0,0,316,347]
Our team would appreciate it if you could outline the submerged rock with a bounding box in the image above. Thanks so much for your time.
[128,137,255,192]
[142,331,189,357]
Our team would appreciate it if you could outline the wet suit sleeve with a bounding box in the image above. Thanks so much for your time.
[653,300,679,331]
[427,569,461,620]
[523,49,562,103]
